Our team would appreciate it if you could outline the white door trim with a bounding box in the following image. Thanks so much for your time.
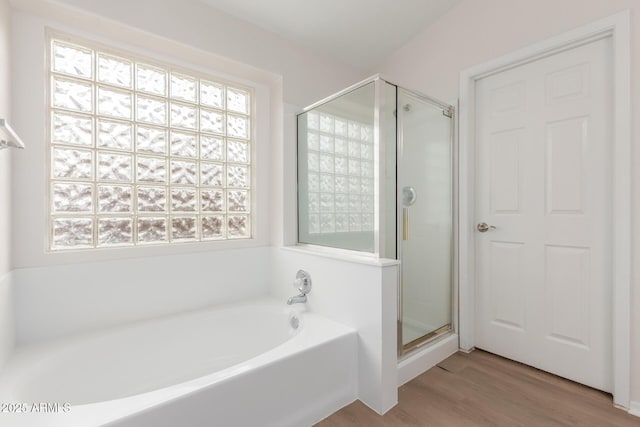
[458,11,631,408]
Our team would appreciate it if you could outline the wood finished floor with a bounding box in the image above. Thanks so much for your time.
[315,350,639,427]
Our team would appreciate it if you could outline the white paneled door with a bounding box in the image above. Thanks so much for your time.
[474,37,613,392]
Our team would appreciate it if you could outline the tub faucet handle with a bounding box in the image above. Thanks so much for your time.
[293,270,312,294]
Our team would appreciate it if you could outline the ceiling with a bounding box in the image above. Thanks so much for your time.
[197,0,461,71]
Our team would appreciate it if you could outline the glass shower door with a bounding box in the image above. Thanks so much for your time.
[398,89,453,349]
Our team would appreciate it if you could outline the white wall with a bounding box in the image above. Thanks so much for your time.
[14,247,272,344]
[0,0,14,370]
[270,247,399,414]
[378,0,640,407]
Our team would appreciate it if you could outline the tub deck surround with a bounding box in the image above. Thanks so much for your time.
[0,298,358,427]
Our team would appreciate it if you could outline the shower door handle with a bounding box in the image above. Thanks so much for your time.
[403,208,409,240]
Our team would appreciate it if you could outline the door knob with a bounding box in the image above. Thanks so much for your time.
[477,222,496,233]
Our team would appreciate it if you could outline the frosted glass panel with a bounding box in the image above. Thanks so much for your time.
[297,82,376,252]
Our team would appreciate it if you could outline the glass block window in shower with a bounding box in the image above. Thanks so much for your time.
[47,35,253,250]
[297,82,375,252]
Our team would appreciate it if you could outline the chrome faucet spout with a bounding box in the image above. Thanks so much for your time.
[287,293,307,305]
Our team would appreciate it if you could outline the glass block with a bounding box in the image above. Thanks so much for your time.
[307,152,319,172]
[200,162,224,186]
[200,108,224,134]
[171,103,197,129]
[319,114,334,133]
[200,135,224,161]
[362,213,374,231]
[334,138,348,156]
[361,125,373,142]
[171,74,197,103]
[202,215,224,240]
[172,217,196,240]
[52,218,93,248]
[349,159,361,176]
[97,54,132,88]
[349,213,362,232]
[362,179,374,194]
[137,156,166,183]
[307,173,319,192]
[52,112,92,146]
[202,189,224,212]
[319,174,334,193]
[335,156,347,175]
[227,114,249,139]
[319,135,333,152]
[226,87,249,114]
[335,213,348,232]
[348,194,361,212]
[170,160,196,185]
[98,87,132,119]
[320,193,334,212]
[335,194,348,212]
[348,122,361,139]
[335,118,348,136]
[171,188,197,212]
[52,42,92,79]
[98,185,131,212]
[360,160,373,178]
[137,96,167,125]
[227,165,249,188]
[308,192,319,212]
[98,218,133,246]
[52,183,93,212]
[362,194,375,213]
[227,215,249,238]
[136,65,166,96]
[138,217,167,243]
[308,214,319,234]
[137,186,166,212]
[320,154,334,173]
[228,190,249,212]
[361,143,373,160]
[98,152,132,182]
[52,77,92,112]
[170,132,197,157]
[348,141,361,158]
[320,213,335,233]
[200,81,224,108]
[307,132,319,151]
[349,177,361,194]
[136,126,166,154]
[227,139,249,163]
[306,111,319,130]
[98,120,132,151]
[335,176,347,194]
[52,148,92,180]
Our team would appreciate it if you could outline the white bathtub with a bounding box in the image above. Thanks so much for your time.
[0,297,357,427]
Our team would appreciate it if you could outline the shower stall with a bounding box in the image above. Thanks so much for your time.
[297,76,454,356]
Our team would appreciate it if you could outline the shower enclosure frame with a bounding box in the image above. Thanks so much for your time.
[296,75,457,358]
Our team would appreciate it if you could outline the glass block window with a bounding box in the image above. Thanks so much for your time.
[305,111,375,234]
[48,37,253,250]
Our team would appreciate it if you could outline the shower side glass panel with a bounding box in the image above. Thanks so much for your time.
[297,82,377,252]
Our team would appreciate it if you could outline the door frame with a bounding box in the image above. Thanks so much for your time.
[458,11,631,408]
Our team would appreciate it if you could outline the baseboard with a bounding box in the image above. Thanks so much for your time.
[628,401,640,417]
[397,333,459,386]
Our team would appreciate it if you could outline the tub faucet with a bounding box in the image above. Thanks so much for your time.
[287,270,312,305]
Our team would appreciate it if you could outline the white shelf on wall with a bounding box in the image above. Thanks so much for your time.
[0,118,25,150]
